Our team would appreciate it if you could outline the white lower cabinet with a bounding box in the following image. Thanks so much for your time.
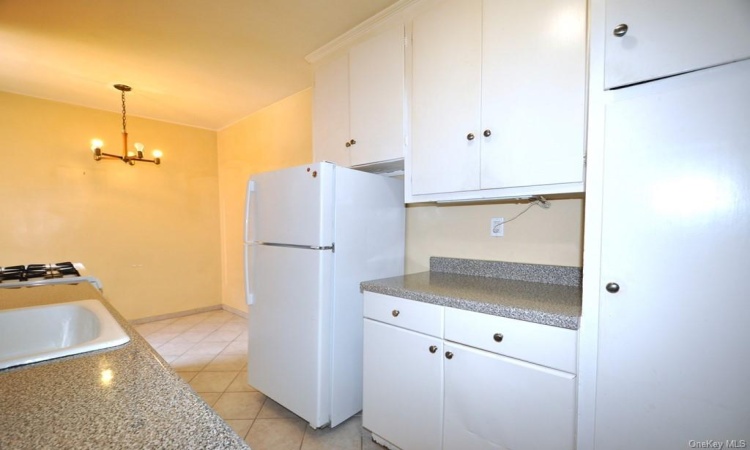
[363,319,444,450]
[363,292,578,450]
[442,342,576,450]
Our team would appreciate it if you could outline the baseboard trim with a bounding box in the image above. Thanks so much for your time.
[130,304,222,324]
[221,304,248,319]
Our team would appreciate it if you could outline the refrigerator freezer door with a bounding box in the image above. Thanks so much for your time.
[247,243,333,427]
[247,163,335,247]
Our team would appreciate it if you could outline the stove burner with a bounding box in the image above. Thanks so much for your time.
[0,262,81,283]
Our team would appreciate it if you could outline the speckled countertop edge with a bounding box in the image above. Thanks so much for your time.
[361,258,582,330]
[0,283,249,450]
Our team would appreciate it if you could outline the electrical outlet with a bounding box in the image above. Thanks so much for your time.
[490,218,504,237]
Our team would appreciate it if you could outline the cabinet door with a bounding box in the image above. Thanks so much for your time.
[604,0,750,89]
[480,0,586,190]
[363,319,443,450]
[411,0,482,195]
[313,54,350,166]
[595,60,750,447]
[443,342,576,450]
[349,25,405,167]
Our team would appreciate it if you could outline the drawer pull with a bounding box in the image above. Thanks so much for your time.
[445,351,454,360]
[493,333,504,343]
[613,23,629,37]
[429,345,438,354]
[391,310,400,317]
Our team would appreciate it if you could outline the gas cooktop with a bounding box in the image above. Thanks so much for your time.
[0,262,102,289]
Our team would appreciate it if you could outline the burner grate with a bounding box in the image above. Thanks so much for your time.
[0,262,81,282]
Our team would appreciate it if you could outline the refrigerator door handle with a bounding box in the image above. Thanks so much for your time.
[244,180,256,243]
[244,243,255,305]
[256,242,334,251]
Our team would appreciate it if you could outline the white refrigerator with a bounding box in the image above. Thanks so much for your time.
[243,162,405,428]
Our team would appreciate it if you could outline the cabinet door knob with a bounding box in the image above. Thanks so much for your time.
[605,282,620,293]
[445,351,454,360]
[429,345,438,354]
[493,333,503,342]
[483,129,492,137]
[466,133,475,141]
[391,310,400,317]
[613,23,628,37]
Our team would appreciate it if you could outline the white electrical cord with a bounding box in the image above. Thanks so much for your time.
[492,196,551,233]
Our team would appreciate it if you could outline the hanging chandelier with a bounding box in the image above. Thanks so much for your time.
[90,84,162,165]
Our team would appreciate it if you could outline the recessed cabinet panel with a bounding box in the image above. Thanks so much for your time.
[443,342,576,450]
[480,0,586,189]
[363,319,444,450]
[349,24,405,167]
[411,0,482,195]
[604,0,750,89]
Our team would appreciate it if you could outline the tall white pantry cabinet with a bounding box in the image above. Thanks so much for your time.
[580,0,750,448]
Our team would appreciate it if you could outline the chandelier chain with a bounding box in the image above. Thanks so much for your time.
[121,89,127,133]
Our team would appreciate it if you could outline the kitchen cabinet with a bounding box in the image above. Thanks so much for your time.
[313,24,405,169]
[409,0,586,202]
[592,59,750,448]
[604,0,750,89]
[363,292,577,450]
[443,343,576,450]
[363,293,444,450]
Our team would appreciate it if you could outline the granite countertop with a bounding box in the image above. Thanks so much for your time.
[361,257,583,330]
[0,283,248,450]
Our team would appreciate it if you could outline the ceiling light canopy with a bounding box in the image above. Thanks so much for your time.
[90,84,162,166]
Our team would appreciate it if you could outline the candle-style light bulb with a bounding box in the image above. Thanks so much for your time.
[134,142,144,159]
[152,149,162,165]
[91,139,103,152]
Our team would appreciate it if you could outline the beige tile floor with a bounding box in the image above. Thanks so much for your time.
[133,309,383,450]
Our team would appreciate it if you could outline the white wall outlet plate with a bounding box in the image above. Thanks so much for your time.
[491,218,504,237]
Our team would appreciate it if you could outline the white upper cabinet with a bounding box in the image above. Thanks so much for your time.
[604,0,750,89]
[349,25,406,167]
[411,0,483,195]
[313,54,350,167]
[313,25,406,168]
[409,0,587,202]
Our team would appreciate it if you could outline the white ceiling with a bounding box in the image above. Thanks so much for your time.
[0,0,399,130]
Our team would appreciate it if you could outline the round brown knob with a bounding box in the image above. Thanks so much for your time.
[445,351,454,360]
[613,24,628,37]
[391,310,400,317]
[483,129,492,137]
[466,133,475,141]
[493,333,503,342]
[429,345,438,354]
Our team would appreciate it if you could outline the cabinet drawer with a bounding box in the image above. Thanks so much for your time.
[444,307,577,373]
[363,292,444,338]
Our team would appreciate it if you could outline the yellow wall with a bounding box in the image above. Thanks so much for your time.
[216,88,313,313]
[405,198,584,273]
[0,91,222,320]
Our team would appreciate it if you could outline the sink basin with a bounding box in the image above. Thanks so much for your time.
[0,299,130,370]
